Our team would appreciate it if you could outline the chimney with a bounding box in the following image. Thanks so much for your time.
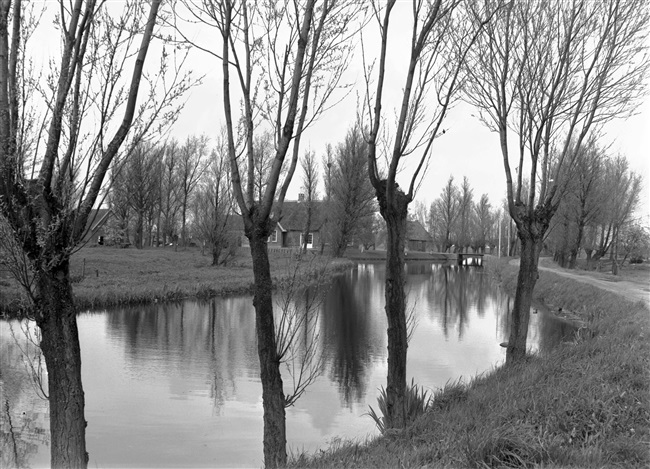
[298,193,305,202]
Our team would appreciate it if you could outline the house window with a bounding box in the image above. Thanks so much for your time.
[268,230,277,243]
[300,232,314,248]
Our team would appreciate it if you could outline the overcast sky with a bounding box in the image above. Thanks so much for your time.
[170,3,650,222]
[27,2,649,220]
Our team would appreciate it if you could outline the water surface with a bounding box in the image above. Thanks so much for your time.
[0,262,575,468]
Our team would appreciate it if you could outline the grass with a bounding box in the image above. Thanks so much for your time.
[0,245,352,316]
[288,258,650,468]
[538,256,650,287]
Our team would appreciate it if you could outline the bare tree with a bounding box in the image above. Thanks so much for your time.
[363,0,491,429]
[547,139,606,268]
[108,168,131,245]
[299,149,319,253]
[124,142,163,248]
[0,2,193,466]
[174,1,360,465]
[192,134,237,266]
[618,221,650,264]
[274,258,329,407]
[178,135,209,247]
[320,143,335,253]
[410,199,429,228]
[159,139,182,245]
[430,176,460,253]
[465,0,649,362]
[455,176,474,253]
[596,155,642,274]
[329,124,376,257]
[246,130,276,202]
[473,193,493,253]
[566,140,605,268]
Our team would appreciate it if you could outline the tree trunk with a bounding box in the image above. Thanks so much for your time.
[384,210,408,429]
[331,216,352,258]
[301,202,312,254]
[211,245,221,266]
[557,219,569,268]
[146,215,154,247]
[135,210,144,249]
[248,230,286,468]
[156,205,162,246]
[568,220,585,269]
[611,229,619,275]
[35,263,88,469]
[181,200,187,247]
[119,216,130,245]
[378,188,409,429]
[505,233,542,363]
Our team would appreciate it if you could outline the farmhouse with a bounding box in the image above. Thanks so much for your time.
[240,199,325,251]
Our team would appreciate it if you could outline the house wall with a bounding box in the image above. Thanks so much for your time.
[268,228,282,247]
[239,228,320,249]
[285,230,320,248]
[240,228,284,247]
[407,240,427,252]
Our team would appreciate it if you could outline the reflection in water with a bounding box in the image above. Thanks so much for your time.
[103,298,258,413]
[0,262,576,467]
[0,322,50,468]
[410,264,489,340]
[321,271,385,406]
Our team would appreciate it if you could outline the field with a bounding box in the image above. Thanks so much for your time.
[0,245,351,315]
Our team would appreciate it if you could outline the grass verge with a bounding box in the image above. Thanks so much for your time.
[289,259,650,468]
[0,246,352,317]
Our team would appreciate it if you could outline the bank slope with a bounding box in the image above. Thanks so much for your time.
[290,261,650,468]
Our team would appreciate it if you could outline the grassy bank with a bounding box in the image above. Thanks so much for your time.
[0,246,352,316]
[290,258,650,468]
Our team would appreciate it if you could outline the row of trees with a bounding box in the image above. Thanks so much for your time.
[547,141,645,271]
[416,176,499,254]
[108,132,241,266]
[108,121,378,263]
[1,0,647,467]
[114,132,648,272]
[462,0,649,363]
[109,136,210,249]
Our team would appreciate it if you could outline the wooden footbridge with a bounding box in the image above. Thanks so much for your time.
[457,253,484,266]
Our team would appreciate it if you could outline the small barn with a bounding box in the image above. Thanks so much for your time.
[406,220,432,252]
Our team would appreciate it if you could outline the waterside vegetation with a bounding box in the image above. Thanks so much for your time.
[289,257,650,468]
[0,247,352,318]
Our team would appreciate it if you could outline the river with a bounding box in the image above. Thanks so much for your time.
[0,261,575,468]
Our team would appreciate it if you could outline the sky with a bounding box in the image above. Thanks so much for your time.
[169,2,650,223]
[26,1,649,222]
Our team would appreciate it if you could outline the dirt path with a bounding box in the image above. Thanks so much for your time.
[509,259,650,307]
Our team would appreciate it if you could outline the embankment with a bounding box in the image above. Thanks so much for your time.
[290,258,650,468]
[0,247,353,317]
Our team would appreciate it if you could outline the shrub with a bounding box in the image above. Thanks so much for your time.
[367,378,432,433]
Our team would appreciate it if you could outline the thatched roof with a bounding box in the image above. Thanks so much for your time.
[277,200,325,232]
[406,220,431,242]
[230,200,326,232]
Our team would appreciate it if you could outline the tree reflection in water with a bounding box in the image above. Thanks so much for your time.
[0,261,579,468]
[321,270,385,406]
[417,264,481,339]
[1,322,49,468]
